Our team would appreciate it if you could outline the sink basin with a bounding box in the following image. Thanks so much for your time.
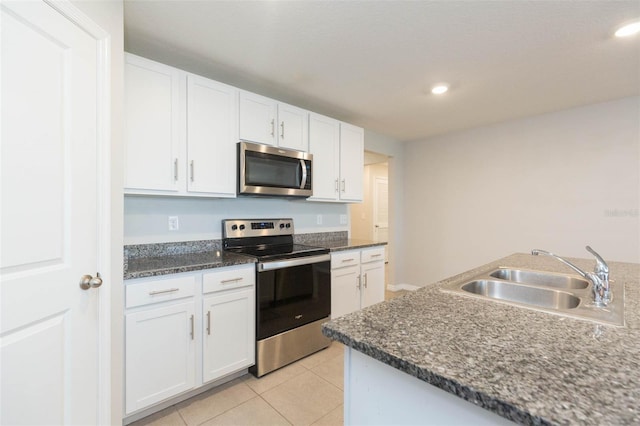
[461,280,580,310]
[489,268,589,290]
[440,267,625,327]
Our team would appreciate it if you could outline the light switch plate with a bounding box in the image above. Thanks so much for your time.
[168,216,179,231]
[340,214,348,225]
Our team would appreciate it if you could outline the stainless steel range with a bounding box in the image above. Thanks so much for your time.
[222,218,331,377]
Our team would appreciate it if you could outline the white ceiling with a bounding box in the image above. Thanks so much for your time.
[124,1,640,142]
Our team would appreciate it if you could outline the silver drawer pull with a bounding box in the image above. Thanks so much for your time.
[148,288,180,296]
[370,254,382,257]
[341,258,355,263]
[220,277,243,284]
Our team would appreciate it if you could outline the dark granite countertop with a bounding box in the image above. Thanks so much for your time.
[124,246,255,280]
[294,233,387,252]
[323,253,640,425]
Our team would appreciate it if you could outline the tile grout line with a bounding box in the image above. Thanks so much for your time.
[256,393,294,426]
[192,382,260,426]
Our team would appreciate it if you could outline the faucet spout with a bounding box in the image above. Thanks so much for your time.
[531,248,608,307]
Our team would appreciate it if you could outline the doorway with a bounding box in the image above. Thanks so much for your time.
[350,151,391,289]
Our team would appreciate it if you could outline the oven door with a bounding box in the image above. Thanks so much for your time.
[256,254,330,340]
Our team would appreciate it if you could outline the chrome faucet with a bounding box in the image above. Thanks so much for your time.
[531,246,610,307]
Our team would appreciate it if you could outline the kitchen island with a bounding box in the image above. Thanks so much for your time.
[322,253,640,425]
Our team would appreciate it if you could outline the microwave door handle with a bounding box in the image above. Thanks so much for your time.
[299,159,307,189]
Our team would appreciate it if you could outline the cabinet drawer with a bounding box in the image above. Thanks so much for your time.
[203,265,255,294]
[331,250,360,269]
[361,247,385,264]
[126,274,196,309]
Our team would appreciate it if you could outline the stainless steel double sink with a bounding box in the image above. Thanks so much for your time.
[441,268,625,326]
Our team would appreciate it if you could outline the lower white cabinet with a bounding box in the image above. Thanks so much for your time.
[124,264,255,416]
[331,247,385,318]
[202,288,255,383]
[125,300,196,413]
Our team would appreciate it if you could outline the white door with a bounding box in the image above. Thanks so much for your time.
[1,1,107,424]
[331,265,361,318]
[361,261,385,309]
[373,176,389,261]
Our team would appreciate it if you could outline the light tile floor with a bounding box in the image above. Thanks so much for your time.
[131,290,409,426]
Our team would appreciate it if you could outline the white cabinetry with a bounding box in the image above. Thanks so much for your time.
[124,53,238,197]
[186,75,238,196]
[330,247,385,318]
[124,54,182,193]
[201,267,255,383]
[309,114,364,202]
[124,264,255,416]
[125,274,197,414]
[239,90,309,151]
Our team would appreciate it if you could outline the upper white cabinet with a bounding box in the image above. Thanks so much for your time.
[239,91,309,151]
[309,114,364,202]
[124,53,238,198]
[238,91,277,146]
[308,113,340,201]
[339,123,364,202]
[124,54,182,193]
[186,75,238,196]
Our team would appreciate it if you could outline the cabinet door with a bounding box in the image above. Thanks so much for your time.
[187,74,238,196]
[125,301,196,414]
[202,288,255,383]
[339,123,364,202]
[277,102,309,151]
[239,91,277,146]
[331,265,361,319]
[361,261,385,309]
[308,113,340,201]
[124,54,183,193]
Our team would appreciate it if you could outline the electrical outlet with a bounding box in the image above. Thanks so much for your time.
[316,214,323,225]
[168,216,179,231]
[340,214,348,225]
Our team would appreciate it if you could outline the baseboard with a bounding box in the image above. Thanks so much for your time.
[386,283,421,292]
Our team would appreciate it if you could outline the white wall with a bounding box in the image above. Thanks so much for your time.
[403,96,640,287]
[124,196,348,244]
[363,130,406,287]
[70,0,124,423]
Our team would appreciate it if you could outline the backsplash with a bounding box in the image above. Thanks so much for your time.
[124,195,349,245]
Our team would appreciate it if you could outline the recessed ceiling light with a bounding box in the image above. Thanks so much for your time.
[615,20,640,37]
[431,84,449,95]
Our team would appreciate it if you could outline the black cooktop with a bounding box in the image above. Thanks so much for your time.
[225,243,329,262]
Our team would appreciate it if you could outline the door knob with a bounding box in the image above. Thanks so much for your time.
[80,272,103,290]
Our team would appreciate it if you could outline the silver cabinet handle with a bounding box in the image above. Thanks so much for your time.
[341,179,346,192]
[220,277,243,284]
[174,158,178,181]
[363,273,368,288]
[190,160,194,182]
[342,258,355,263]
[271,119,275,137]
[148,287,179,296]
[280,121,285,138]
[356,275,361,290]
[190,314,194,340]
[371,254,382,258]
[335,179,339,192]
[206,311,211,335]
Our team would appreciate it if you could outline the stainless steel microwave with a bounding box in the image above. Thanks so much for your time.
[238,141,313,197]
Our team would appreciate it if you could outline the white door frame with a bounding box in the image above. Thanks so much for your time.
[44,1,112,424]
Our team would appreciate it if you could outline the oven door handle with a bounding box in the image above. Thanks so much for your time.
[258,254,330,272]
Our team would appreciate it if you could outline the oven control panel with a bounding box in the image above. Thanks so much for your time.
[222,218,294,238]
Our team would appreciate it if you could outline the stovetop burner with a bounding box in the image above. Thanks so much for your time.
[222,218,329,262]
